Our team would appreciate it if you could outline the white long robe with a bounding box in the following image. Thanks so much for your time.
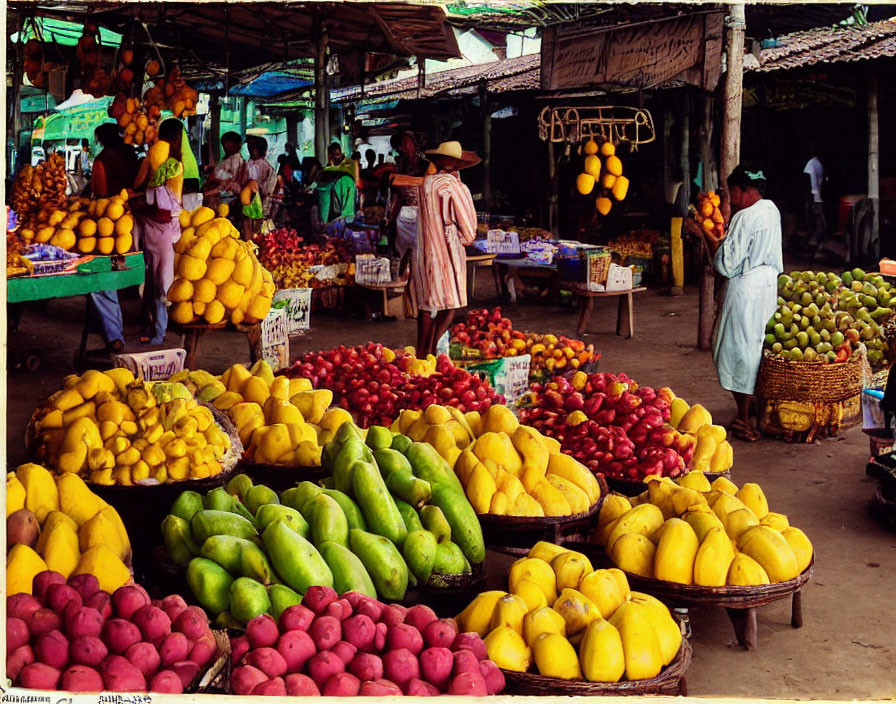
[713,199,783,395]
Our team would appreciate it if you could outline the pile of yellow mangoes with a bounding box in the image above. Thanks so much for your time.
[575,139,629,216]
[16,191,135,256]
[32,369,232,486]
[7,464,132,595]
[172,360,349,467]
[596,472,814,586]
[670,402,733,474]
[458,541,682,682]
[168,211,274,326]
[391,404,602,517]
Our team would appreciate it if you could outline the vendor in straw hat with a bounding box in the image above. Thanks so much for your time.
[408,140,480,356]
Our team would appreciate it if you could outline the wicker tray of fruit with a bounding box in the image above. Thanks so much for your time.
[605,470,731,498]
[500,638,692,696]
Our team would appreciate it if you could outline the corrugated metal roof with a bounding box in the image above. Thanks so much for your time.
[749,18,896,73]
[333,52,540,102]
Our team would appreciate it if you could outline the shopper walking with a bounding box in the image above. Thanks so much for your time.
[385,132,433,258]
[411,140,479,356]
[803,143,826,248]
[689,165,783,441]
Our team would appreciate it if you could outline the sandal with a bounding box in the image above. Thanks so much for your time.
[729,419,760,443]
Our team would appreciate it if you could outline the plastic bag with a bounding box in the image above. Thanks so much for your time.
[242,191,264,219]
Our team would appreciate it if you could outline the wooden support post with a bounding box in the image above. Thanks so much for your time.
[286,112,299,147]
[868,69,880,260]
[238,96,248,137]
[548,141,558,235]
[671,217,684,293]
[313,20,330,164]
[700,92,716,193]
[208,93,221,166]
[698,261,715,351]
[720,4,746,182]
[480,81,492,211]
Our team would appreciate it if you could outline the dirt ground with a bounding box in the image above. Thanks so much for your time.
[5,270,895,700]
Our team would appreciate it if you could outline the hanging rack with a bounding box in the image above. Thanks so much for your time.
[538,105,656,150]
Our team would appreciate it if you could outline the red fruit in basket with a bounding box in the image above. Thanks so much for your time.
[132,605,171,645]
[69,636,108,667]
[33,571,67,601]
[103,619,142,655]
[62,665,105,692]
[309,615,341,651]
[479,658,506,694]
[247,647,288,679]
[19,662,62,690]
[246,614,279,649]
[68,574,100,602]
[231,665,269,695]
[332,640,357,665]
[404,605,438,633]
[149,669,184,693]
[360,677,403,696]
[419,647,453,691]
[387,624,423,655]
[448,671,488,695]
[27,608,63,638]
[46,584,82,615]
[380,603,407,628]
[349,651,383,681]
[277,630,315,674]
[159,632,190,667]
[34,629,69,670]
[383,648,419,686]
[285,672,320,696]
[323,671,361,696]
[8,593,42,622]
[170,659,200,689]
[230,635,250,666]
[159,594,188,623]
[189,633,217,668]
[278,604,314,633]
[66,606,105,639]
[405,678,441,696]
[452,648,481,676]
[251,676,287,696]
[8,617,29,654]
[423,619,457,649]
[125,641,161,680]
[326,598,353,621]
[303,585,338,614]
[307,651,345,690]
[112,586,149,621]
[342,614,376,652]
[101,655,147,692]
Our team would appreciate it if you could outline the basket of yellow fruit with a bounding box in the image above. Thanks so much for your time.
[589,472,815,650]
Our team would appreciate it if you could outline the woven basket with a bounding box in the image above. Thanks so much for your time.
[235,461,327,491]
[755,345,869,404]
[501,638,691,696]
[606,471,731,497]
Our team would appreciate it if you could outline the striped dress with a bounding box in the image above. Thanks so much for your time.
[412,172,477,314]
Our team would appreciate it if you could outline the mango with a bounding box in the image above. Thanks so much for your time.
[402,529,438,583]
[456,590,507,636]
[310,494,349,548]
[628,592,681,665]
[433,540,469,576]
[73,545,130,593]
[481,404,520,435]
[255,504,309,538]
[191,510,257,544]
[546,453,601,504]
[579,568,629,619]
[606,504,664,552]
[318,540,377,597]
[484,625,531,672]
[523,606,566,646]
[580,618,625,682]
[18,463,59,522]
[348,528,408,601]
[677,403,712,433]
[230,577,272,624]
[161,515,199,567]
[609,533,656,578]
[551,551,593,591]
[780,527,813,573]
[533,632,581,678]
[738,526,800,583]
[264,520,333,594]
[609,601,663,680]
[726,553,770,586]
[511,426,549,474]
[509,557,557,603]
[472,432,522,475]
[7,543,49,595]
[654,518,698,584]
[552,588,601,643]
[677,470,711,492]
[693,527,735,587]
[528,540,570,564]
[736,483,770,519]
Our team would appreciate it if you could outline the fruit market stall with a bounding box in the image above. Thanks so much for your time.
[756,269,891,442]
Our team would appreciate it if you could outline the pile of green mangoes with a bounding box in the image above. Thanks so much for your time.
[765,269,893,366]
[160,423,484,626]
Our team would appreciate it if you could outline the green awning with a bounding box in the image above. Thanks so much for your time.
[12,17,122,47]
[34,97,114,142]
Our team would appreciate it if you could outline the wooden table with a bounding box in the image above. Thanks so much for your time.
[496,258,561,304]
[175,321,261,370]
[358,278,408,319]
[568,285,647,338]
[465,253,497,301]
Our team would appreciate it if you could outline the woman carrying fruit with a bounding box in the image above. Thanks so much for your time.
[132,119,187,345]
[692,165,782,441]
[410,141,480,356]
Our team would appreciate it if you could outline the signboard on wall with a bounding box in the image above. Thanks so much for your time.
[541,12,725,92]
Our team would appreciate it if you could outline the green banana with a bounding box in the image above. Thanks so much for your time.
[351,460,407,547]
[402,529,438,583]
[321,488,367,531]
[263,519,333,593]
[348,529,409,601]
[394,498,424,533]
[161,514,199,566]
[191,510,257,544]
[318,540,377,598]
[310,494,349,548]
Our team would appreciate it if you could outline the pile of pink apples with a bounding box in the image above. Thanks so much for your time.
[285,344,503,428]
[7,570,217,693]
[518,372,696,482]
[230,586,504,697]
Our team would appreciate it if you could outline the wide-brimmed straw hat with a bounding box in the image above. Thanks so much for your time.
[425,140,481,169]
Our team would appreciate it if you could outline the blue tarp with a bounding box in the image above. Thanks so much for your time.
[198,72,313,98]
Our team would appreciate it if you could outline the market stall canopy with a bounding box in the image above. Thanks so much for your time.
[10,1,461,75]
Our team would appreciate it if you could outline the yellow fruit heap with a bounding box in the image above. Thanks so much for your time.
[690,191,725,240]
[11,153,67,219]
[7,463,132,595]
[17,191,135,256]
[575,139,629,216]
[32,369,231,486]
[391,404,603,517]
[667,400,733,473]
[168,212,275,326]
[458,542,682,682]
[172,360,347,467]
[596,473,813,586]
[110,63,198,146]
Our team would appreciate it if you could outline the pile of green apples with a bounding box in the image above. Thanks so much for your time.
[765,269,893,366]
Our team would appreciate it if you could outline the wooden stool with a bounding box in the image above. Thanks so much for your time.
[177,322,260,369]
[465,253,497,301]
[570,285,646,338]
[359,279,408,319]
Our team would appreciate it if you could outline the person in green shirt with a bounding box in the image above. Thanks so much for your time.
[314,142,357,223]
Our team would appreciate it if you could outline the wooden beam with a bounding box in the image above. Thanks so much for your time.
[868,67,880,260]
[313,18,330,164]
[720,4,745,182]
[480,81,492,211]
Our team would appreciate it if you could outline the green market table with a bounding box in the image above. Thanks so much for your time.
[7,253,145,365]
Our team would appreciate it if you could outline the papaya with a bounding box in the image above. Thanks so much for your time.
[352,460,407,547]
[348,528,409,601]
[190,510,257,544]
[318,540,377,597]
[309,493,349,548]
[429,482,485,564]
[320,488,367,531]
[263,520,333,593]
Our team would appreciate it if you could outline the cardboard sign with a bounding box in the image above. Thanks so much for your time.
[486,229,520,255]
[355,255,392,285]
[272,288,312,334]
[464,354,531,403]
[605,263,634,291]
[114,349,187,381]
[260,308,289,371]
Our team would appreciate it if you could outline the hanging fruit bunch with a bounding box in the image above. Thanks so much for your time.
[575,137,629,217]
[23,38,46,88]
[689,191,725,241]
[11,153,68,223]
[77,23,115,97]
